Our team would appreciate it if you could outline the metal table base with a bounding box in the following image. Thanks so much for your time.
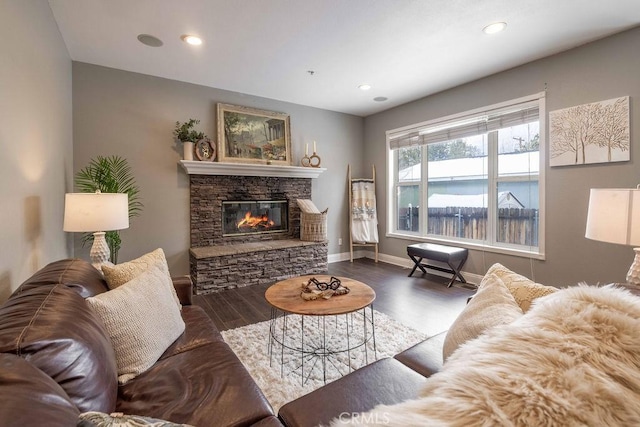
[268,305,377,385]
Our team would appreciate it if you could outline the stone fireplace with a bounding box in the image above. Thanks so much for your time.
[183,162,328,294]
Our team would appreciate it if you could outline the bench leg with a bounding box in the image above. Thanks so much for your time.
[408,255,427,277]
[446,258,467,288]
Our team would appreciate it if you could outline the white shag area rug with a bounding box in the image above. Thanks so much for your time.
[222,310,426,412]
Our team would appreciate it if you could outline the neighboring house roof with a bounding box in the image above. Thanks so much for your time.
[428,192,524,209]
[398,151,539,182]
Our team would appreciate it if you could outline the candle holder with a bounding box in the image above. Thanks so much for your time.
[301,142,321,167]
[309,152,321,168]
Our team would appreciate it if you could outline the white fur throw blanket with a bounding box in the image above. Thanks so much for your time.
[331,285,640,426]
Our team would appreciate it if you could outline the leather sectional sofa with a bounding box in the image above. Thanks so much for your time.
[0,257,447,426]
[5,257,634,426]
[0,258,282,426]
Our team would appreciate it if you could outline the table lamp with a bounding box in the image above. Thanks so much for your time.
[585,187,640,284]
[63,191,129,270]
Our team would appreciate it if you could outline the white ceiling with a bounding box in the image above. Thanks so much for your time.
[48,0,640,117]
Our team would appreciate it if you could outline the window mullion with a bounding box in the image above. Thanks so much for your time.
[487,131,498,246]
[421,146,428,236]
[392,149,400,234]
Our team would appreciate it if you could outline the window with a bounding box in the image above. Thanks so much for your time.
[387,93,545,258]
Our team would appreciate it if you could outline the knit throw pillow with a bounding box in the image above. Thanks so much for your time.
[102,248,181,309]
[86,262,185,384]
[78,411,194,427]
[443,272,523,361]
[486,263,557,312]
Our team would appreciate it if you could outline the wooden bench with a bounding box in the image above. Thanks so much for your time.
[407,243,468,287]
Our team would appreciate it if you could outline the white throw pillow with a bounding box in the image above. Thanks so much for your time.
[102,248,181,309]
[297,199,321,214]
[486,263,557,312]
[87,262,185,384]
[442,272,523,361]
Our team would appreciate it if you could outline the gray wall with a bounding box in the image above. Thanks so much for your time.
[72,63,364,275]
[0,1,73,300]
[365,26,640,286]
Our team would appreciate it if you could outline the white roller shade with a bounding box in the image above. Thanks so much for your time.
[389,100,539,150]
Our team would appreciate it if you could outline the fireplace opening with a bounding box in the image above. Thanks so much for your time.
[222,200,288,237]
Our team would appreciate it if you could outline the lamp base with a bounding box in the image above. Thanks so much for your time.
[90,231,114,271]
[626,248,640,285]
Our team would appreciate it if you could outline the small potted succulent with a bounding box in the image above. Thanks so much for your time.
[174,119,207,160]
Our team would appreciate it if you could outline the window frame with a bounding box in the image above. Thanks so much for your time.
[386,93,546,260]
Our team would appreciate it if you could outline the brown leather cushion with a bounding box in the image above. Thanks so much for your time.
[0,353,80,425]
[251,415,285,426]
[278,358,427,427]
[13,258,109,298]
[117,340,275,426]
[159,306,223,361]
[0,284,118,413]
[394,332,446,377]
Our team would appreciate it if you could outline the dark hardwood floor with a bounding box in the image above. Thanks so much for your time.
[193,258,476,336]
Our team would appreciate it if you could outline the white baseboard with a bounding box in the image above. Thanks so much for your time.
[329,249,482,287]
[327,250,369,263]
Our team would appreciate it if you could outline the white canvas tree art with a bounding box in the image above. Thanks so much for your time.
[549,96,630,166]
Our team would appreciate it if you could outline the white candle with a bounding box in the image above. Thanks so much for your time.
[305,143,308,156]
[313,141,317,153]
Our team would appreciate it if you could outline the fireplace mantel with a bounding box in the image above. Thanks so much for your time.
[179,160,326,178]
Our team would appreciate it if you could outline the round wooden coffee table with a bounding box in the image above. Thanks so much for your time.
[265,275,377,384]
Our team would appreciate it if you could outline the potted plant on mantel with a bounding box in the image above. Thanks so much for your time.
[174,119,207,161]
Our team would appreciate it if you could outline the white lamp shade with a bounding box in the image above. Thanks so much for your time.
[63,193,129,232]
[585,188,640,246]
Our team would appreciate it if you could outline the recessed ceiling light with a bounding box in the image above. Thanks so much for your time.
[358,84,372,91]
[483,22,507,34]
[137,34,163,47]
[373,96,388,102]
[181,35,203,45]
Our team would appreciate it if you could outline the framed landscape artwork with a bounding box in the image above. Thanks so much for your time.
[549,96,630,167]
[217,103,292,165]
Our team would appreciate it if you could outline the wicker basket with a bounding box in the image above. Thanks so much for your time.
[300,208,328,242]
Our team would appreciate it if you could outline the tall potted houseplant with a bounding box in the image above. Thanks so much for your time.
[75,155,143,263]
[174,119,207,160]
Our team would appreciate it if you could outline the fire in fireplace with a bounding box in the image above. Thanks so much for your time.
[222,200,288,236]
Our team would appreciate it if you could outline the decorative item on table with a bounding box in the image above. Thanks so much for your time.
[585,186,640,285]
[300,276,350,300]
[174,118,209,161]
[73,155,143,265]
[217,103,291,165]
[63,191,129,271]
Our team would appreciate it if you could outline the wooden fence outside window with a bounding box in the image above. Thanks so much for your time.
[398,207,539,247]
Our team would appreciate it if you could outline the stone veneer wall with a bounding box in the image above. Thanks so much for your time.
[190,175,311,246]
[189,174,328,294]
